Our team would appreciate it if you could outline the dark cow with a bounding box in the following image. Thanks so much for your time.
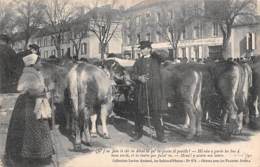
[192,60,252,135]
[248,55,260,129]
[161,63,203,139]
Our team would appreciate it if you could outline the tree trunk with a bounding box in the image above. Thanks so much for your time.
[169,49,174,60]
[75,49,79,60]
[131,46,135,59]
[56,46,61,57]
[222,35,231,59]
[24,38,30,51]
[100,44,106,60]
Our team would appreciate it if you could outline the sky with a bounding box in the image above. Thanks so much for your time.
[73,0,143,9]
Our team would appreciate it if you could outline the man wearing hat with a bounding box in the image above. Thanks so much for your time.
[130,41,166,143]
[0,34,19,92]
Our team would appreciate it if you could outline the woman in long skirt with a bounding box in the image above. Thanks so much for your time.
[5,44,54,167]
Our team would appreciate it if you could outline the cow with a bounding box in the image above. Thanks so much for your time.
[67,61,114,151]
[192,60,252,136]
[161,63,203,139]
[248,55,260,129]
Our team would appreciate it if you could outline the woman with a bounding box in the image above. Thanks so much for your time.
[5,44,54,167]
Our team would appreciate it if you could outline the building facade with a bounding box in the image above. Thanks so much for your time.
[122,0,223,60]
[13,7,123,60]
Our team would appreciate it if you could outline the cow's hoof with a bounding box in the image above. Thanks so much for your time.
[82,141,92,147]
[102,133,111,139]
[186,133,195,140]
[232,129,242,135]
[196,131,202,137]
[90,132,98,138]
[74,144,82,152]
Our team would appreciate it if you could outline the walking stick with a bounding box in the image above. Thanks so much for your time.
[145,81,153,137]
[50,90,60,167]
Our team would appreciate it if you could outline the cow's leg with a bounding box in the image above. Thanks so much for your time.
[65,111,71,130]
[73,112,81,151]
[195,74,203,136]
[90,113,98,137]
[82,107,91,145]
[222,98,239,134]
[70,94,81,151]
[180,72,198,139]
[183,103,196,139]
[253,95,259,118]
[100,102,112,139]
[183,113,190,128]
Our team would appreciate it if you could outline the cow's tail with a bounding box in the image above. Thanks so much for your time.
[193,71,203,117]
[68,65,79,119]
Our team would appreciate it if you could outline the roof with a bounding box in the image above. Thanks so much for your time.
[126,0,170,12]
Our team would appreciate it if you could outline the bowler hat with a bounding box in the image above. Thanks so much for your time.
[138,41,152,49]
[0,34,10,43]
[29,44,40,50]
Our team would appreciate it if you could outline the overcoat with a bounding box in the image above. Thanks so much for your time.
[131,53,167,114]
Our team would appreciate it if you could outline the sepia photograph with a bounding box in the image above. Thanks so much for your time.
[0,0,260,166]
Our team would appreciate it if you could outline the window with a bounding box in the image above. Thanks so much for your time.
[51,38,55,46]
[51,49,56,56]
[44,38,47,47]
[156,12,161,23]
[247,32,256,51]
[81,43,87,55]
[168,10,173,19]
[61,34,65,44]
[213,23,219,37]
[127,35,131,45]
[37,39,42,47]
[182,48,186,58]
[44,50,48,58]
[194,46,199,59]
[137,33,141,44]
[193,23,203,39]
[135,16,140,25]
[181,27,186,40]
[61,49,64,56]
[146,33,151,42]
[155,32,161,43]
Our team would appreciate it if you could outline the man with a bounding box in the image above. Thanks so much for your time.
[131,41,166,143]
[0,34,21,93]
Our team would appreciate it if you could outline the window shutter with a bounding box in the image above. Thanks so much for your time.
[246,33,250,50]
[252,32,256,50]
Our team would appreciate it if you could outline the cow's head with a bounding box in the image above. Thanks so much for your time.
[103,59,133,86]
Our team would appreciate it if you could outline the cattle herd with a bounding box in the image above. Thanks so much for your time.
[16,52,260,151]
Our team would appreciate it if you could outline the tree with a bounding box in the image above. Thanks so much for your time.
[124,16,137,59]
[69,16,90,60]
[205,0,256,58]
[43,0,75,57]
[0,1,15,35]
[158,0,200,60]
[14,0,45,50]
[88,1,121,59]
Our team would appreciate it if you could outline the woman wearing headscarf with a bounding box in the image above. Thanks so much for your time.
[5,44,54,167]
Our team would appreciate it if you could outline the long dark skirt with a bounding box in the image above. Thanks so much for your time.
[5,93,54,162]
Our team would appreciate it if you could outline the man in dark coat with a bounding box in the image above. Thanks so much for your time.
[130,41,166,143]
[0,34,23,93]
